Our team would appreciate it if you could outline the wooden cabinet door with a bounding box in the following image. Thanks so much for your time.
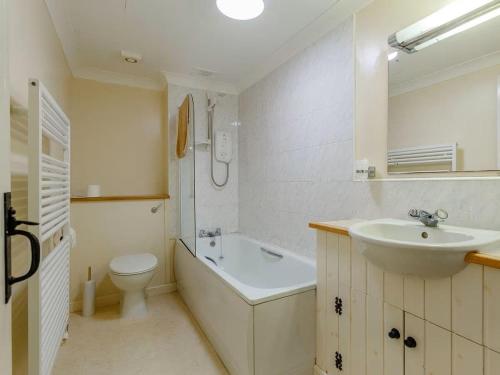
[424,322,451,375]
[338,284,351,375]
[452,334,483,375]
[384,303,404,375]
[325,233,340,374]
[316,231,328,371]
[404,313,425,375]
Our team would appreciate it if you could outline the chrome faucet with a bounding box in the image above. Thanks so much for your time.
[198,228,222,238]
[408,208,448,227]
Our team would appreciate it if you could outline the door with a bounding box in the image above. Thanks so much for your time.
[0,0,12,373]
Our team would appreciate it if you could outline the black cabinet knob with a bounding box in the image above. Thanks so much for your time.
[388,328,401,339]
[404,337,417,348]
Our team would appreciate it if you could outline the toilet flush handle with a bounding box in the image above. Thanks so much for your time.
[151,203,162,214]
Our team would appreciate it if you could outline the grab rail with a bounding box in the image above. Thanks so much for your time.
[205,256,218,266]
[260,247,283,259]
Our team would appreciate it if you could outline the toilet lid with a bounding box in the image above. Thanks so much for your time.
[109,253,158,275]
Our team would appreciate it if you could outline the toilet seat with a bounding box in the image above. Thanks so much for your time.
[109,253,158,276]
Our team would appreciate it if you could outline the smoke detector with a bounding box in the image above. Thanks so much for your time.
[121,50,142,64]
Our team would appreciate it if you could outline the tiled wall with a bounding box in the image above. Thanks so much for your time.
[238,17,500,258]
[168,84,239,239]
[239,19,354,257]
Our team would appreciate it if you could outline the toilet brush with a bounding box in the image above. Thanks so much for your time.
[82,266,96,317]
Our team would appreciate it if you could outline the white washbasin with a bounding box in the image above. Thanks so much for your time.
[349,219,500,279]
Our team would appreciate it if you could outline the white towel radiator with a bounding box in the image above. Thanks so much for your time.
[388,143,457,172]
[27,80,71,375]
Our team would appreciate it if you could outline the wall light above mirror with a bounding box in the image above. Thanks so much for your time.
[387,0,500,174]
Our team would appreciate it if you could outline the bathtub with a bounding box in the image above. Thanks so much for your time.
[174,234,316,375]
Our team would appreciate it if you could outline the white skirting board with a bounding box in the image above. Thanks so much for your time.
[70,283,177,313]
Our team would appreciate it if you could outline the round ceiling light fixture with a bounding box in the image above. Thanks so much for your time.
[216,0,265,20]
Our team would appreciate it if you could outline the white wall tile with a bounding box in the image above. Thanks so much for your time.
[168,84,239,239]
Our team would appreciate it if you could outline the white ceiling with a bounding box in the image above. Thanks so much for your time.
[45,0,367,92]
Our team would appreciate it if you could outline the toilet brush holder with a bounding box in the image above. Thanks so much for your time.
[82,267,95,317]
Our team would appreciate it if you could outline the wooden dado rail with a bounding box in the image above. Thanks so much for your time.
[309,221,500,270]
[71,194,170,203]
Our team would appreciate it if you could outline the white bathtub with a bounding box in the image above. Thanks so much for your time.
[174,234,316,375]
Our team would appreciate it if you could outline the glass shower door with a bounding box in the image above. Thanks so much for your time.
[179,94,196,256]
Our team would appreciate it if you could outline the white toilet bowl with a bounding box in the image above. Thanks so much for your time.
[109,253,158,318]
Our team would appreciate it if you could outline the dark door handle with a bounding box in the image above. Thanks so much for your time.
[388,328,401,339]
[4,192,41,303]
[404,336,417,348]
[8,229,41,285]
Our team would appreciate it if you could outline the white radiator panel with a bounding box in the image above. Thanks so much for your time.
[39,239,70,375]
[388,144,457,171]
[28,79,71,375]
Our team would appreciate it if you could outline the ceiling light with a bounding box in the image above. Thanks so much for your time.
[389,0,500,53]
[388,51,398,61]
[216,0,264,20]
[121,50,142,64]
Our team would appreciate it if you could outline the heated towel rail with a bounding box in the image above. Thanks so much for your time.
[28,79,71,375]
[388,143,457,172]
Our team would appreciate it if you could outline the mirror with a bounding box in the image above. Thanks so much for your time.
[387,1,500,174]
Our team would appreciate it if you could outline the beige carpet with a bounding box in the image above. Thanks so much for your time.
[53,292,229,375]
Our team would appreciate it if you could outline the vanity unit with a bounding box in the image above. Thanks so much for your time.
[311,219,500,375]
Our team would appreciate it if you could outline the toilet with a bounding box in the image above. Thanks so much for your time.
[109,253,158,318]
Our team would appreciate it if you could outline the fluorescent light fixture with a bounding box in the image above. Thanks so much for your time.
[388,51,398,61]
[389,0,500,53]
[216,0,264,20]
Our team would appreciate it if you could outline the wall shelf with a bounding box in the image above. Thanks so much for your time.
[71,194,170,203]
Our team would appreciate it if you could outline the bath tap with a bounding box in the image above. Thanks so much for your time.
[199,228,224,260]
[198,228,222,238]
[408,208,448,227]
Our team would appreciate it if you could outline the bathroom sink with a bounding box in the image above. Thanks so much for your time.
[349,219,500,278]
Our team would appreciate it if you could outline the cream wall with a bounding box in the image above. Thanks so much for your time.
[8,1,72,374]
[9,0,72,113]
[388,64,500,172]
[354,0,463,178]
[69,200,175,310]
[71,78,167,196]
